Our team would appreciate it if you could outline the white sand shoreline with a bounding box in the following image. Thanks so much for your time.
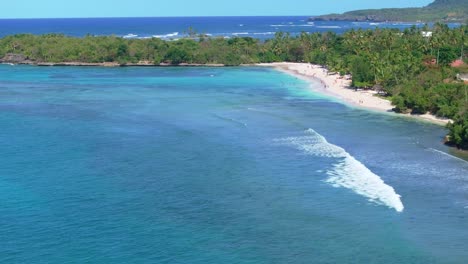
[255,62,452,126]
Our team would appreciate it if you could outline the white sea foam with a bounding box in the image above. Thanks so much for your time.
[253,32,275,35]
[270,24,315,27]
[152,32,179,39]
[274,129,404,212]
[316,26,342,29]
[123,33,138,39]
[232,32,250,35]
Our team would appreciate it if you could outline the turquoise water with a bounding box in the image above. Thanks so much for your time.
[0,65,467,263]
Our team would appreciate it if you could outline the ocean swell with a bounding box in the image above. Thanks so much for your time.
[274,129,404,212]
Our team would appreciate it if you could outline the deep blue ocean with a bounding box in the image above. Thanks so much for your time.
[0,16,461,39]
[0,64,467,263]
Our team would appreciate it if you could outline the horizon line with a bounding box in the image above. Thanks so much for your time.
[0,15,321,20]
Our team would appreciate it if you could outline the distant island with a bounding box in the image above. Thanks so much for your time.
[309,0,468,22]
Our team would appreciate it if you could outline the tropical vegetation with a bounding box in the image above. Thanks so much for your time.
[0,24,467,148]
[310,0,468,23]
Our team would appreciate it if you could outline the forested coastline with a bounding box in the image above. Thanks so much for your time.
[1,24,467,148]
[309,0,468,23]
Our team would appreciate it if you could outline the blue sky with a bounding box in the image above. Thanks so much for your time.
[1,0,434,19]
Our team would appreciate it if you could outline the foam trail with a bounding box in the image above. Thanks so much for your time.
[428,148,468,164]
[212,114,247,127]
[274,129,404,212]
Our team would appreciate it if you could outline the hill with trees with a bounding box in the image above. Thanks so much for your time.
[309,0,468,22]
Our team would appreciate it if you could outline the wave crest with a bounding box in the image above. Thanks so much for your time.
[274,129,404,212]
[153,32,179,39]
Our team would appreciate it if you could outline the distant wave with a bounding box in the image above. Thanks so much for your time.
[270,24,316,27]
[216,32,276,37]
[392,23,423,26]
[153,32,179,39]
[122,31,276,39]
[253,32,275,35]
[316,26,342,29]
[351,22,381,26]
[274,129,404,212]
[428,148,468,164]
[123,33,138,39]
[121,31,278,40]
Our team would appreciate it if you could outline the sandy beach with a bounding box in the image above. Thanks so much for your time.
[257,62,452,126]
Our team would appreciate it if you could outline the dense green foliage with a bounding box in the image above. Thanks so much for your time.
[310,0,468,22]
[0,24,467,148]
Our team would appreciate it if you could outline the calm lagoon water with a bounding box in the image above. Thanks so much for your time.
[0,65,467,263]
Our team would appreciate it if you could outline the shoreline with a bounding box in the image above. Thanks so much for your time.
[0,61,453,126]
[256,62,452,126]
[1,61,225,67]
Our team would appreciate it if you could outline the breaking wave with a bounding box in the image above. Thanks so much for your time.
[232,32,250,36]
[253,32,276,35]
[274,129,404,212]
[123,33,138,39]
[316,26,342,29]
[270,24,316,27]
[153,32,179,39]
